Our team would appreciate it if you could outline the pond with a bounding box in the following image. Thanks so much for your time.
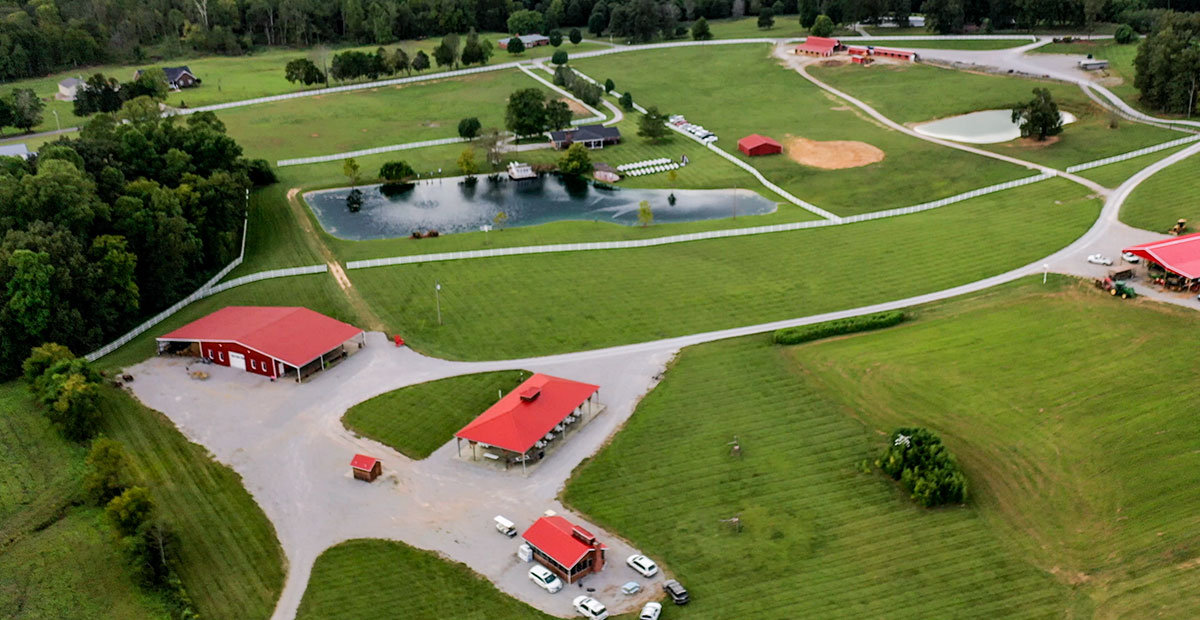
[913,109,1078,144]
[304,175,778,240]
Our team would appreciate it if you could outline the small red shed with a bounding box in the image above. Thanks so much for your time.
[738,134,783,157]
[350,454,382,482]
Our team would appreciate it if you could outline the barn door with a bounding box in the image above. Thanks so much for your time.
[229,352,246,371]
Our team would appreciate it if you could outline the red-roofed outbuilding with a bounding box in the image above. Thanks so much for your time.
[738,134,782,157]
[794,36,839,57]
[350,454,382,482]
[1124,232,1200,280]
[523,515,607,583]
[455,373,600,471]
[156,306,365,382]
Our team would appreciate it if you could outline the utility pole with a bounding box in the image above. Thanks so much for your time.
[435,281,443,325]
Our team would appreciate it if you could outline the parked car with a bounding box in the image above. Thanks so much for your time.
[494,515,517,537]
[639,602,662,620]
[626,554,659,578]
[1121,251,1140,263]
[529,564,563,593]
[1087,254,1113,266]
[663,579,690,605]
[573,595,609,619]
[621,581,641,595]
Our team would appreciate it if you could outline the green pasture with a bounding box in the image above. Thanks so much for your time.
[807,60,1182,169]
[565,276,1200,618]
[296,539,555,620]
[881,39,1031,49]
[1078,142,1192,188]
[347,178,1097,360]
[219,69,586,164]
[573,44,1029,215]
[1121,151,1200,232]
[702,15,810,40]
[343,370,530,459]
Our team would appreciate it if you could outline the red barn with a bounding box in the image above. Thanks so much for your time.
[522,515,608,583]
[738,134,782,157]
[794,36,839,57]
[156,306,366,382]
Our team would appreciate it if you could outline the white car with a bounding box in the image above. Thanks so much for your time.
[1122,251,1140,263]
[529,565,563,593]
[573,595,609,620]
[639,602,663,620]
[626,554,659,577]
[1087,254,1113,266]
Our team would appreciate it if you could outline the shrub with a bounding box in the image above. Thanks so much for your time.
[84,437,131,506]
[1114,24,1138,44]
[773,311,905,345]
[245,158,276,186]
[876,427,967,507]
[106,486,155,537]
[551,49,569,65]
[379,160,416,182]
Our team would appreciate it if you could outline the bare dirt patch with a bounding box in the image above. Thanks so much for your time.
[560,98,590,115]
[310,133,320,138]
[783,135,885,170]
[830,105,852,111]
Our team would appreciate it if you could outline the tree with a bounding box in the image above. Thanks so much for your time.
[799,0,819,28]
[285,58,325,85]
[457,148,480,175]
[605,78,616,93]
[877,427,967,507]
[758,6,775,28]
[117,96,162,126]
[1133,13,1200,116]
[508,9,546,35]
[550,30,564,46]
[461,30,493,66]
[692,16,713,40]
[506,88,548,138]
[73,74,123,117]
[412,50,430,72]
[343,157,361,186]
[922,0,965,34]
[37,358,101,441]
[1114,24,1137,45]
[552,50,569,65]
[507,36,526,54]
[558,142,592,175]
[1012,88,1063,141]
[84,438,131,506]
[21,343,75,386]
[6,250,55,338]
[638,106,669,142]
[545,100,573,130]
[810,14,834,37]
[379,160,416,181]
[479,128,505,168]
[106,486,155,537]
[637,200,654,227]
[346,188,364,213]
[433,34,461,68]
[570,28,583,44]
[619,91,634,110]
[458,117,482,140]
[123,68,169,101]
[588,7,609,35]
[732,0,746,18]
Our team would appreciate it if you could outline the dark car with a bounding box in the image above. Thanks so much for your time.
[663,579,690,605]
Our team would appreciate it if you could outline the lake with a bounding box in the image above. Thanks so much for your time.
[913,109,1078,144]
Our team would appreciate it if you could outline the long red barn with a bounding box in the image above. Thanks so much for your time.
[1124,232,1200,279]
[455,373,599,456]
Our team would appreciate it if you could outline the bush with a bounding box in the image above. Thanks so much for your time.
[84,437,131,506]
[379,160,416,182]
[876,427,967,507]
[1114,23,1138,44]
[24,347,103,442]
[773,311,905,345]
[245,158,276,186]
[551,50,569,65]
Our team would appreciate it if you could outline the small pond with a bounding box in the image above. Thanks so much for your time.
[913,109,1078,144]
[304,175,777,240]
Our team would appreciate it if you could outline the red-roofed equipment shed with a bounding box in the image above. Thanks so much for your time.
[523,516,608,583]
[1124,232,1200,289]
[794,36,839,57]
[350,454,382,482]
[738,134,782,157]
[455,373,600,472]
[156,306,366,382]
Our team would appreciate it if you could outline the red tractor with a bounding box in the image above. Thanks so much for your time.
[1094,269,1137,299]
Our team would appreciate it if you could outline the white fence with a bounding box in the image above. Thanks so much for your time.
[1065,134,1200,173]
[206,265,329,295]
[277,137,468,167]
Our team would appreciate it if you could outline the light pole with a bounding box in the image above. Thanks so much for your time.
[480,224,491,245]
[1043,263,1049,284]
[435,281,443,325]
[51,110,60,132]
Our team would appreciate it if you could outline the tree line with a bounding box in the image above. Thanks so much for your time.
[0,105,273,379]
[1134,11,1200,116]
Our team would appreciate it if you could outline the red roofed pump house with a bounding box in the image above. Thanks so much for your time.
[523,515,607,583]
[156,306,366,382]
[350,454,382,482]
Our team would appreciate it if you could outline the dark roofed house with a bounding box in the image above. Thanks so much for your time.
[0,144,32,160]
[549,124,622,150]
[498,34,551,49]
[134,66,200,90]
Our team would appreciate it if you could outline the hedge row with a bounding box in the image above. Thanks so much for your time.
[772,311,906,345]
[877,427,968,508]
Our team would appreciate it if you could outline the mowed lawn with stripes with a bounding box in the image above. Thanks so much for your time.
[564,278,1200,618]
[1120,150,1200,233]
[347,178,1098,360]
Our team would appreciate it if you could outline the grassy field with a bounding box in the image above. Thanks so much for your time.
[296,539,555,620]
[220,68,587,164]
[807,60,1183,169]
[347,178,1097,360]
[563,277,1200,618]
[573,44,1029,215]
[1078,142,1192,188]
[343,370,530,459]
[1120,150,1200,232]
[0,380,286,620]
[886,39,1031,49]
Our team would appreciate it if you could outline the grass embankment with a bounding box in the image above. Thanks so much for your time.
[573,44,1029,215]
[348,178,1097,360]
[565,277,1200,618]
[343,370,529,459]
[0,383,285,620]
[296,539,556,620]
[807,60,1182,171]
[1120,151,1200,232]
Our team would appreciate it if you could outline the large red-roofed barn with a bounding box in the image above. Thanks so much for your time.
[738,134,782,157]
[794,36,839,57]
[156,306,365,382]
[523,515,607,583]
[1124,232,1200,281]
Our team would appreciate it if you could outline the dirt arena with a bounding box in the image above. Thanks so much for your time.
[784,135,886,169]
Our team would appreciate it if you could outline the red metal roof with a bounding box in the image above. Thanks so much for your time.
[795,36,838,54]
[157,306,364,367]
[350,454,379,471]
[454,373,599,454]
[1124,232,1200,279]
[873,46,916,57]
[738,134,781,151]
[522,516,606,568]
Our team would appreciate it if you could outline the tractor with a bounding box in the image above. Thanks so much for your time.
[1168,218,1188,235]
[1094,271,1137,299]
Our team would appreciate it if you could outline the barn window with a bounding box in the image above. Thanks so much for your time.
[251,360,256,370]
[219,352,224,362]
